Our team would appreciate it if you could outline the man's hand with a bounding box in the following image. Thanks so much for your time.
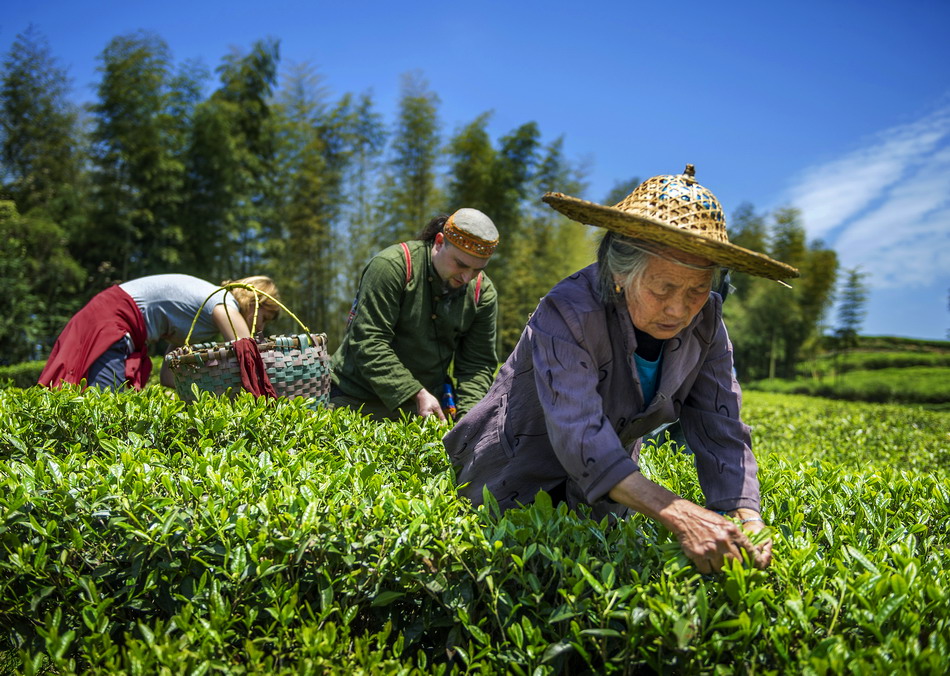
[414,388,446,420]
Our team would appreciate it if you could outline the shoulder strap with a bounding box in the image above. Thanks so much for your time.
[403,241,482,302]
[400,242,412,287]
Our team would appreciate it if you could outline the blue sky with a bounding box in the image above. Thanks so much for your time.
[3,0,949,340]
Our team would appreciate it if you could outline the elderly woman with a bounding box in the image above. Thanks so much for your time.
[443,165,799,573]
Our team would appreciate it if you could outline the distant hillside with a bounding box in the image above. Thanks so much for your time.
[857,335,950,352]
[746,335,950,409]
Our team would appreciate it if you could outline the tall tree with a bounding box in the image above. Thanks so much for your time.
[86,31,185,282]
[339,91,387,305]
[725,206,838,380]
[183,39,280,281]
[727,202,769,299]
[496,136,593,353]
[0,26,85,224]
[835,266,870,349]
[271,63,350,341]
[445,112,496,213]
[378,71,441,245]
[0,201,84,362]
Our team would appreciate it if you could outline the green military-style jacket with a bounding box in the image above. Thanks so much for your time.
[331,240,498,415]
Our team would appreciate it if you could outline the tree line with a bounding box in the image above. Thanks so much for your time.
[1,27,844,380]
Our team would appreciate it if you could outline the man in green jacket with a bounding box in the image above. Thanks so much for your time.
[330,208,499,421]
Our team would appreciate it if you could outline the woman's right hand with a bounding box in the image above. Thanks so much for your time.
[666,501,767,573]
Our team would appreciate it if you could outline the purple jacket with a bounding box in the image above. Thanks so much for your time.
[442,263,760,514]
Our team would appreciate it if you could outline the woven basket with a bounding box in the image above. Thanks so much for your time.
[165,332,330,407]
[164,284,331,408]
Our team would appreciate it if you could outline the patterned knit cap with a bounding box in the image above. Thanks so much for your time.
[443,208,499,258]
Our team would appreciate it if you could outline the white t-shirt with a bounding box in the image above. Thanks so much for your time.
[119,274,240,345]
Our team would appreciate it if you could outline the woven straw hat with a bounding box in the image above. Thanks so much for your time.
[542,165,799,280]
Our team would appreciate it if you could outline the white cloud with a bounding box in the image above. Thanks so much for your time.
[833,147,950,288]
[782,104,950,291]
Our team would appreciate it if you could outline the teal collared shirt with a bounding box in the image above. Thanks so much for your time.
[634,352,662,406]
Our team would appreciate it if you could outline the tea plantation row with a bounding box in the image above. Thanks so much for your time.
[0,385,948,674]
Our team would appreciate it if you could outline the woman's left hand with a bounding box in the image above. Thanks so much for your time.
[728,508,773,568]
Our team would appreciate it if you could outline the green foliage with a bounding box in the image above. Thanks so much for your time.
[835,266,870,345]
[0,357,166,391]
[86,31,187,282]
[0,388,947,673]
[725,206,839,380]
[378,72,442,246]
[801,349,950,377]
[0,202,84,362]
[756,336,950,408]
[0,26,84,219]
[0,361,45,388]
[750,366,950,408]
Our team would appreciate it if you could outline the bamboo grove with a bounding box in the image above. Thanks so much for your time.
[0,28,839,378]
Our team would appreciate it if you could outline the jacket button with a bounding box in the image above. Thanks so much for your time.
[431,314,437,320]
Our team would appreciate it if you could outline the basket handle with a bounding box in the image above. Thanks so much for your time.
[183,282,313,347]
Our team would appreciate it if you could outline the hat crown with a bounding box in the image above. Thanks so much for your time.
[443,207,498,258]
[615,167,728,243]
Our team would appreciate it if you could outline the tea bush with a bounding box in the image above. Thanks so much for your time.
[0,386,948,674]
[749,366,950,408]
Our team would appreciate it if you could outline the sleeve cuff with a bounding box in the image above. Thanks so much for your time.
[583,456,640,504]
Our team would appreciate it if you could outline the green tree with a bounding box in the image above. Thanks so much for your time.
[728,202,769,299]
[0,27,84,218]
[835,266,870,348]
[497,135,592,353]
[0,201,84,362]
[445,112,496,213]
[183,39,280,281]
[378,71,441,245]
[725,207,838,380]
[86,31,185,282]
[271,63,350,342]
[338,91,387,317]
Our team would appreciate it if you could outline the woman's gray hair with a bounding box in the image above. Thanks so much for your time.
[597,232,720,304]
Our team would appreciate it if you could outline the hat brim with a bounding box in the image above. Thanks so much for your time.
[542,192,800,281]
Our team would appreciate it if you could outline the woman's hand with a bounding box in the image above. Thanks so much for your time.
[728,507,773,569]
[608,472,771,573]
[669,502,768,573]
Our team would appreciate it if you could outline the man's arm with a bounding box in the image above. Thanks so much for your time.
[345,254,426,411]
[452,279,499,414]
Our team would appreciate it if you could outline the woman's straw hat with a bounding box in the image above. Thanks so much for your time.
[543,165,799,281]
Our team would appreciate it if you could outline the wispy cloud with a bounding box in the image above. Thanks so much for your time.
[782,103,950,291]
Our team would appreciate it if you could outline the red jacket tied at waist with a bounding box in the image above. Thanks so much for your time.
[38,285,151,390]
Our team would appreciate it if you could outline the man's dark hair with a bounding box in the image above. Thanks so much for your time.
[416,214,449,242]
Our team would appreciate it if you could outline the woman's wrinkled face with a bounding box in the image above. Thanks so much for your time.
[623,253,714,339]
